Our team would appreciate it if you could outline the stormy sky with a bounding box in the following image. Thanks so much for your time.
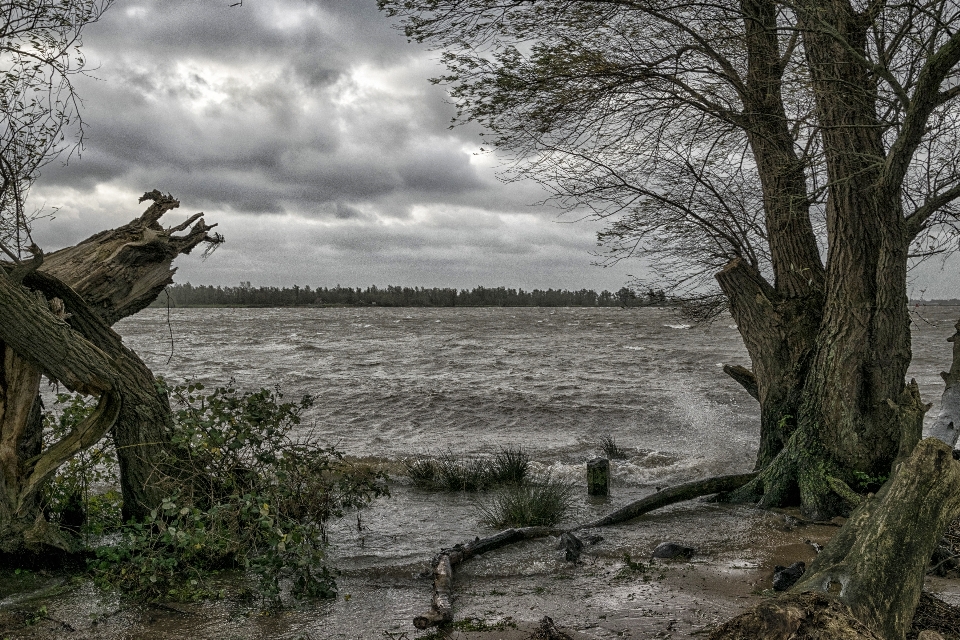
[28,0,959,297]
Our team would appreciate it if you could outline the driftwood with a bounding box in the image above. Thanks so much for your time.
[412,473,757,628]
[414,526,561,628]
[581,472,758,528]
[928,318,960,447]
[413,554,454,629]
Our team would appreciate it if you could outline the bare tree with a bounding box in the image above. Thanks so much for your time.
[0,0,110,255]
[381,0,960,519]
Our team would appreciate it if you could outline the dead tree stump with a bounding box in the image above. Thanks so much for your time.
[587,458,609,496]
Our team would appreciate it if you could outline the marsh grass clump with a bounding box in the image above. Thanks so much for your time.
[405,447,529,491]
[404,458,439,487]
[491,447,529,485]
[476,473,575,528]
[437,452,490,491]
[598,435,630,460]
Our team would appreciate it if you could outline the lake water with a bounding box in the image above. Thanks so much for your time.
[7,305,958,639]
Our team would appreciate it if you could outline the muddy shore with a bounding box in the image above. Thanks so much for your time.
[2,499,921,640]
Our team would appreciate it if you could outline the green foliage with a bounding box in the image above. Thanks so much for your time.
[851,470,888,493]
[405,447,528,491]
[43,393,122,536]
[475,472,575,528]
[45,382,387,606]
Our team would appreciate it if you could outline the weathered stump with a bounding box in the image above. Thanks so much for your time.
[711,438,960,640]
[587,458,609,496]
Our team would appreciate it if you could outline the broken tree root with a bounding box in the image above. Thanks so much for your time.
[412,471,758,628]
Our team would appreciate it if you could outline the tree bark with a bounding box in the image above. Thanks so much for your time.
[928,318,960,446]
[0,270,121,552]
[717,259,820,470]
[711,438,960,640]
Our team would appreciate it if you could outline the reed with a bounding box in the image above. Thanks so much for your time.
[598,434,630,460]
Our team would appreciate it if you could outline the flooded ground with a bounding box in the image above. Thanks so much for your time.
[3,305,958,638]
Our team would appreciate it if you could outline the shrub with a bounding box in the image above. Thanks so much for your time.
[46,381,388,606]
[42,393,123,537]
[476,473,575,528]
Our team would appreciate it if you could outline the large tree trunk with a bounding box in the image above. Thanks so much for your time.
[714,1,826,471]
[721,1,919,519]
[0,190,219,549]
[711,438,960,640]
[37,190,220,521]
[0,269,121,552]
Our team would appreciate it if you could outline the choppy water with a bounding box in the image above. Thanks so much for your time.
[6,305,958,639]
[118,307,762,478]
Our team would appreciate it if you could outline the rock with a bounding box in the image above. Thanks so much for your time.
[772,561,806,591]
[529,616,573,640]
[560,532,584,562]
[918,631,945,640]
[651,541,695,560]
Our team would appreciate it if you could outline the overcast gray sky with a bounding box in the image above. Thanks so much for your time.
[28,0,959,297]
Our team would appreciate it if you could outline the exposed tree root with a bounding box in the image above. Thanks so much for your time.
[723,380,929,521]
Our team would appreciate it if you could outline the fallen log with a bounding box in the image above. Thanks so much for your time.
[412,473,757,628]
[412,526,561,628]
[580,472,758,529]
[413,554,453,629]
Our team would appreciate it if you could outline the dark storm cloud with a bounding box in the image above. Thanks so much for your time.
[29,0,637,291]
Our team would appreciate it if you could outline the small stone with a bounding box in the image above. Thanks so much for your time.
[772,561,806,591]
[529,616,574,640]
[560,532,584,562]
[651,541,695,560]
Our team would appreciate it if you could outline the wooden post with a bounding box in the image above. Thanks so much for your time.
[587,458,610,496]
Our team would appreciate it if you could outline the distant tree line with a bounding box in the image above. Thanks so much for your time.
[149,282,670,308]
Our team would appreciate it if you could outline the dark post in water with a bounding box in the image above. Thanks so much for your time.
[587,458,610,496]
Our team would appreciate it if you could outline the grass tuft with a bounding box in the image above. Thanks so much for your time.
[405,446,529,492]
[476,473,575,528]
[598,435,630,460]
[490,447,529,485]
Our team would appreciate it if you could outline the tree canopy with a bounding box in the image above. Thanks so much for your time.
[381,0,960,302]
